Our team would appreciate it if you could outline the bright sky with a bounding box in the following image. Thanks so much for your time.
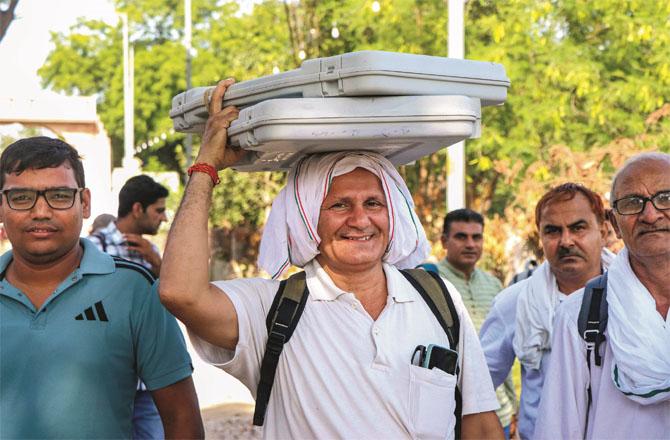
[0,0,117,97]
[0,0,258,98]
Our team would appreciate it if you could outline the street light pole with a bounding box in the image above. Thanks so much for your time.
[122,13,135,171]
[447,0,466,211]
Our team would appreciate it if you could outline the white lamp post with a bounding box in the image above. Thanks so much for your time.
[447,0,466,211]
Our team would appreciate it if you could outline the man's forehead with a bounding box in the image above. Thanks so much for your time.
[150,197,167,208]
[449,221,483,234]
[613,158,670,199]
[2,164,77,186]
[539,193,597,225]
[328,168,383,193]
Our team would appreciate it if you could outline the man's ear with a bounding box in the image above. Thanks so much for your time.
[81,188,92,219]
[132,201,144,218]
[607,209,623,239]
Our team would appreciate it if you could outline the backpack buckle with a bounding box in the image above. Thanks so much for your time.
[583,328,599,348]
[267,330,287,356]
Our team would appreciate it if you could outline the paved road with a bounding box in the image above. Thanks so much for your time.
[202,403,261,439]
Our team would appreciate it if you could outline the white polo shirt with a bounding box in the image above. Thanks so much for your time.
[534,289,670,440]
[190,260,499,439]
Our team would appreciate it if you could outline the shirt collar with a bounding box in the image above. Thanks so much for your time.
[304,260,349,301]
[79,237,116,275]
[441,259,473,280]
[303,260,415,303]
[385,264,415,303]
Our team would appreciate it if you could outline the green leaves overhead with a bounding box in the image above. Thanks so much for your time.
[39,0,670,235]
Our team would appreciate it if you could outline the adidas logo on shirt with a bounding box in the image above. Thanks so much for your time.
[75,301,109,322]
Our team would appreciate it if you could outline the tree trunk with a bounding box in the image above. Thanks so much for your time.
[0,0,20,43]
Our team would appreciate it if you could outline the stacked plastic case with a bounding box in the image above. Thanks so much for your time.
[169,51,510,172]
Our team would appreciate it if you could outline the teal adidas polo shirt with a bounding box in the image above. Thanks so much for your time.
[0,238,192,439]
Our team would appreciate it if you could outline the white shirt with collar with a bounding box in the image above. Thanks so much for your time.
[189,259,499,439]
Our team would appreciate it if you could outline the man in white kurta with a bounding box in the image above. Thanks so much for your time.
[534,153,670,440]
[480,183,612,439]
[160,79,503,439]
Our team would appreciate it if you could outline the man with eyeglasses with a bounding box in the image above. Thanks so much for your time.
[535,152,670,439]
[0,137,203,439]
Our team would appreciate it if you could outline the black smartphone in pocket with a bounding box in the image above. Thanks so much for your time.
[423,344,459,375]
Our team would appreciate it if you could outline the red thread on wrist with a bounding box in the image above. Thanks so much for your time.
[188,163,220,185]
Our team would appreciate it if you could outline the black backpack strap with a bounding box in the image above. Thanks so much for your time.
[401,268,462,439]
[577,272,608,439]
[578,273,609,367]
[253,271,309,426]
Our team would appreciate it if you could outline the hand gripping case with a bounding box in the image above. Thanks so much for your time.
[226,95,481,172]
[170,50,509,133]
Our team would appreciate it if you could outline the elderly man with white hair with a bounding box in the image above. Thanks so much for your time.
[534,152,670,439]
[160,79,503,439]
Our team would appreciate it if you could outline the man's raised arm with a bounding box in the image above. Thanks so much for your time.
[159,79,246,350]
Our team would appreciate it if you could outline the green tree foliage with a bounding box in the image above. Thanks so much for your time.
[465,0,670,218]
[39,0,670,274]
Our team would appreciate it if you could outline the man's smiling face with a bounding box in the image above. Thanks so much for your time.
[316,168,389,274]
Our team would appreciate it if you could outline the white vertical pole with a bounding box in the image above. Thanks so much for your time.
[447,0,466,211]
[122,13,135,169]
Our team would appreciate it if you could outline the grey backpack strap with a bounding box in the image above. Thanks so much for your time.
[401,268,462,439]
[401,268,459,347]
[577,272,608,439]
[253,271,309,426]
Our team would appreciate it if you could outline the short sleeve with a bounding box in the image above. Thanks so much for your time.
[133,281,193,390]
[187,278,279,396]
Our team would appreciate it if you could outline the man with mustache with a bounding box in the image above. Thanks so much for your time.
[0,137,203,439]
[160,79,504,439]
[535,153,670,439]
[436,209,517,438]
[480,183,613,439]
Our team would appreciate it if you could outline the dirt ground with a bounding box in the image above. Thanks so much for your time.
[201,403,262,439]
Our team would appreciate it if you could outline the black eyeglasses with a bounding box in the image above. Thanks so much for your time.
[0,188,84,211]
[612,190,670,215]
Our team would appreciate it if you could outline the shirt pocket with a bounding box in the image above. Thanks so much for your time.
[409,364,457,440]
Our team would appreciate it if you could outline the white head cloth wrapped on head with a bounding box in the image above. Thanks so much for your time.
[258,152,431,279]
